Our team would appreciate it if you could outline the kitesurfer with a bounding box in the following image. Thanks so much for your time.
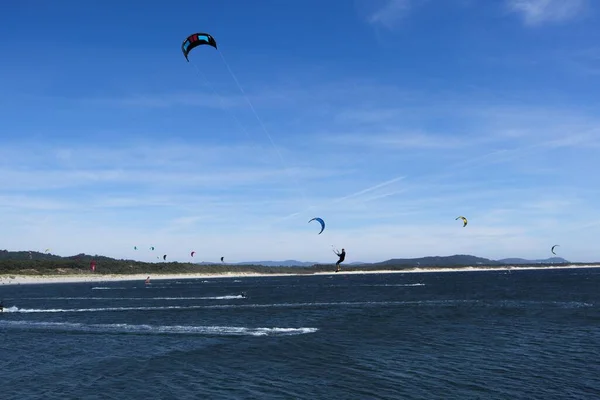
[0,300,4,312]
[335,248,346,272]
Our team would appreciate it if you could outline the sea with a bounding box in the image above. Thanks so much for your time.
[1,267,599,399]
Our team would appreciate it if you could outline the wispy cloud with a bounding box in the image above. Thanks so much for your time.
[506,0,589,25]
[541,129,600,148]
[0,139,354,235]
[0,166,338,192]
[4,89,290,112]
[332,176,406,203]
[104,93,244,109]
[336,102,600,147]
[319,132,469,150]
[361,0,413,30]
[274,175,406,222]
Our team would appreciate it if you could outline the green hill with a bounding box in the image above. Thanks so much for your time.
[0,249,584,276]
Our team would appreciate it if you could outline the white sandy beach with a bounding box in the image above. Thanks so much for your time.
[0,264,598,285]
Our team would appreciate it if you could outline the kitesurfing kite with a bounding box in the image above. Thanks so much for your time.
[551,245,560,255]
[182,33,217,61]
[456,216,468,227]
[150,246,155,251]
[90,260,96,272]
[220,256,224,263]
[191,251,196,257]
[163,254,167,261]
[309,217,326,235]
[134,246,138,250]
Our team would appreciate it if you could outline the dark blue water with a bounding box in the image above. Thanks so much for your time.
[1,268,599,399]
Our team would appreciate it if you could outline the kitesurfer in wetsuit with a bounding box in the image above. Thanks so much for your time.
[0,300,4,312]
[335,248,346,272]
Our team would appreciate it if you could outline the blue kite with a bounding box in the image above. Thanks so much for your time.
[309,217,325,235]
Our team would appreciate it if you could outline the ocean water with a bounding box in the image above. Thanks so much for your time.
[1,268,599,399]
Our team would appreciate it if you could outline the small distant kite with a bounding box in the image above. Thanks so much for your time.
[163,254,167,261]
[182,32,217,61]
[90,260,97,272]
[551,245,560,255]
[309,217,326,235]
[220,256,224,263]
[456,216,468,227]
[191,251,196,257]
[134,246,138,250]
[150,246,155,251]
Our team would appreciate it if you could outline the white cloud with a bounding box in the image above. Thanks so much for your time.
[333,176,406,202]
[106,92,244,109]
[0,141,349,191]
[542,130,600,148]
[507,0,589,25]
[0,166,332,191]
[361,0,413,30]
[319,132,469,150]
[13,89,290,112]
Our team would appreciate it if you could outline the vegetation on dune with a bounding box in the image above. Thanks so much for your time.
[0,250,594,276]
[0,258,314,276]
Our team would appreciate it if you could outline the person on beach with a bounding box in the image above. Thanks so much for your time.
[334,248,346,272]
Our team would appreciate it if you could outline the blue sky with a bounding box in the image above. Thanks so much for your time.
[1,0,599,263]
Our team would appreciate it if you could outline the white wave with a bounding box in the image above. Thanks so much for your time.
[16,295,245,301]
[91,287,127,290]
[2,300,425,314]
[208,295,245,300]
[363,283,425,287]
[0,300,424,313]
[4,299,594,315]
[4,305,204,313]
[0,320,318,336]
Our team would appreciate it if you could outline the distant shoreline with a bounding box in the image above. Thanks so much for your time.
[1,264,599,286]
